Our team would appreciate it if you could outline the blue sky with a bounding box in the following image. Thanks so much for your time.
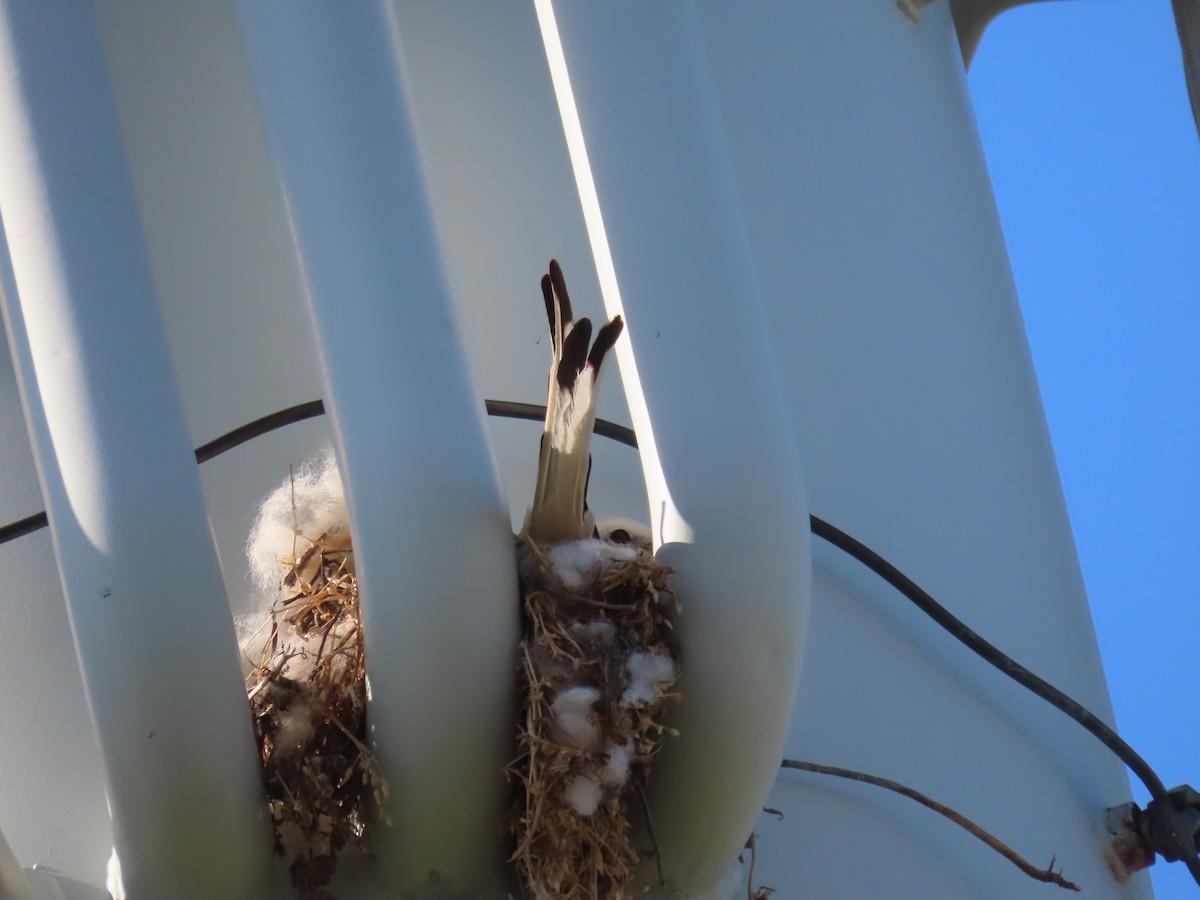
[968,2,1200,896]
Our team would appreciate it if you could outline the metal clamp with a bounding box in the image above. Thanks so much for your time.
[1107,785,1200,883]
[1140,785,1200,864]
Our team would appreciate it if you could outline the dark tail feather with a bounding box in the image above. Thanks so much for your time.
[558,317,593,387]
[548,258,574,325]
[587,316,624,373]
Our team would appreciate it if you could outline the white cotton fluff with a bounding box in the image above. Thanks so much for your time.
[598,542,639,564]
[234,608,276,667]
[563,775,604,817]
[550,685,601,749]
[621,649,677,709]
[627,649,676,685]
[601,741,633,787]
[272,699,315,756]
[239,449,350,655]
[621,681,658,710]
[246,448,349,594]
[558,742,634,818]
[547,539,638,588]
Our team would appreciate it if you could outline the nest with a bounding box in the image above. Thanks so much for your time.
[244,528,390,897]
[510,534,682,900]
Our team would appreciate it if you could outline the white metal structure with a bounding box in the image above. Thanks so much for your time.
[0,1,1152,898]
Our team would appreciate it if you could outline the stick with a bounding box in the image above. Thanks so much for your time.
[781,759,1080,892]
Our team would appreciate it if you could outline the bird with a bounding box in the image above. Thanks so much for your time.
[594,516,653,554]
[524,260,624,545]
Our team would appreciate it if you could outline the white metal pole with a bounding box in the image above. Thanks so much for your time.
[0,826,36,900]
[0,2,271,896]
[235,2,520,893]
[536,3,813,895]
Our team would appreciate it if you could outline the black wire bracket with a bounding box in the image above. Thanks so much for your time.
[1140,787,1200,866]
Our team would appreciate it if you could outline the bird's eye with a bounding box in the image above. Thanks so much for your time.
[609,528,632,545]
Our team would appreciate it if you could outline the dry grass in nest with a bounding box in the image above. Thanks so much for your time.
[244,529,390,897]
[509,534,682,900]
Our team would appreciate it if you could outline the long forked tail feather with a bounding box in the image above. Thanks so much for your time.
[525,260,624,544]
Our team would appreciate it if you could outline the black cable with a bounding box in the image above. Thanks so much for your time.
[0,509,48,545]
[2,396,1194,880]
[193,399,326,463]
[0,399,328,546]
[808,517,1164,791]
[809,515,1200,882]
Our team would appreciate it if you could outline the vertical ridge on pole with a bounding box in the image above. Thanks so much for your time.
[0,3,271,896]
[235,2,520,893]
[537,3,812,894]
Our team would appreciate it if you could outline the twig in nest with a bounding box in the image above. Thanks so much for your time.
[781,759,1080,892]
